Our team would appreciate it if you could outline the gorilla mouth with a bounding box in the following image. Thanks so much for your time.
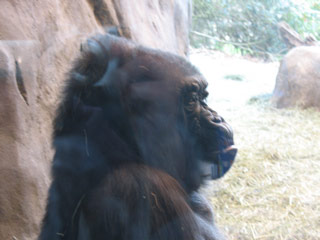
[201,145,237,179]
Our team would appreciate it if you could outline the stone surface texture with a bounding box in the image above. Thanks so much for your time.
[0,0,191,239]
[272,46,320,110]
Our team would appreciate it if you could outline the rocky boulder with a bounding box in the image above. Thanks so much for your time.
[0,0,191,239]
[272,46,320,110]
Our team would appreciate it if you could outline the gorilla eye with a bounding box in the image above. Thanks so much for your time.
[189,93,199,103]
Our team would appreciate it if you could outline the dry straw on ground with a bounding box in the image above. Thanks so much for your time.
[205,104,320,240]
[191,50,320,240]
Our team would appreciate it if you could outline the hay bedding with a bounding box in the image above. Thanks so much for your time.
[191,50,320,240]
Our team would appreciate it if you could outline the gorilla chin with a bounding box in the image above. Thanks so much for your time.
[39,32,237,240]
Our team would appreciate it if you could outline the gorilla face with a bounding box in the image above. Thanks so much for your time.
[59,33,236,192]
[182,79,237,181]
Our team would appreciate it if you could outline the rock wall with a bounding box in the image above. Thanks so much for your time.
[0,1,191,239]
[272,46,320,110]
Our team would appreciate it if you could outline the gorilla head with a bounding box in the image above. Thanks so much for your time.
[40,33,236,240]
[55,33,236,193]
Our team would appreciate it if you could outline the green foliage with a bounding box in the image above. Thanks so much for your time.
[191,0,320,58]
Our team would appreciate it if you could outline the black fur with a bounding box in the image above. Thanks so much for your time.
[39,33,236,240]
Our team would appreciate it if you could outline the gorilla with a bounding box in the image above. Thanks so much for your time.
[38,32,237,240]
